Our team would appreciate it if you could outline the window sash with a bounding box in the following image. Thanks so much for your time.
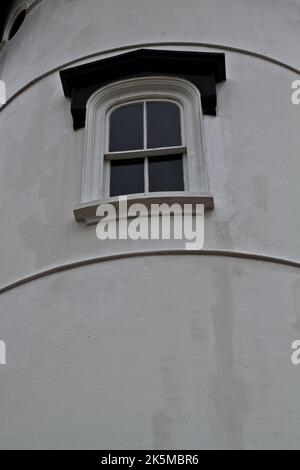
[105,99,187,196]
[106,151,187,197]
[106,99,184,154]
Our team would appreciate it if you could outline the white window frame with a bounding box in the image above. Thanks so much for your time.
[82,76,209,203]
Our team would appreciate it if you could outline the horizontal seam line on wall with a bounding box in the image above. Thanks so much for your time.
[0,41,300,113]
[0,250,299,296]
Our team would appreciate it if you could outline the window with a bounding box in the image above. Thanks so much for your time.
[60,51,224,223]
[107,101,185,197]
[81,76,210,206]
[8,9,27,40]
[1,3,28,44]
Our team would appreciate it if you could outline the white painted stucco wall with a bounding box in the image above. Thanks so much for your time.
[1,0,300,98]
[0,0,300,449]
[1,256,300,450]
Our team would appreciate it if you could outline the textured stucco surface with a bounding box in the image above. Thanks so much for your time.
[0,49,299,286]
[0,0,300,450]
[1,0,300,98]
[0,256,300,450]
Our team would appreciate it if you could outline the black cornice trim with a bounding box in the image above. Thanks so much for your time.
[60,49,226,130]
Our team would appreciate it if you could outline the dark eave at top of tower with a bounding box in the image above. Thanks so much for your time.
[0,0,13,40]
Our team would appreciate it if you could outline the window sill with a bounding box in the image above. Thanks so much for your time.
[74,192,214,225]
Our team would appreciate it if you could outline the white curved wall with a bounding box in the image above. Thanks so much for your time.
[0,0,300,449]
[0,256,300,450]
[0,49,299,286]
[1,0,300,99]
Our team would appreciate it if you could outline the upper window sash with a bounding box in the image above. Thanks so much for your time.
[106,100,184,155]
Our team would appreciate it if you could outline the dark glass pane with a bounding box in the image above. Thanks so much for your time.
[110,103,144,152]
[149,155,184,192]
[147,102,182,149]
[110,159,145,196]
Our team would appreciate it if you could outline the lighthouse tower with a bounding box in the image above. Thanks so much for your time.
[0,0,300,450]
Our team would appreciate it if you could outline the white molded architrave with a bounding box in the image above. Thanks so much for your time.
[82,76,209,203]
